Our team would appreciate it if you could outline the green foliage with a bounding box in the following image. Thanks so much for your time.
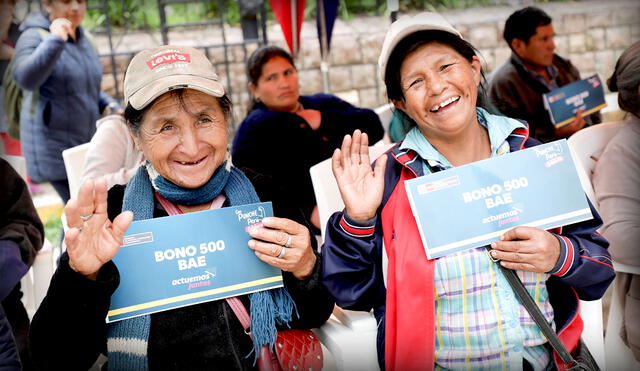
[81,0,558,31]
[44,215,62,249]
[83,0,244,31]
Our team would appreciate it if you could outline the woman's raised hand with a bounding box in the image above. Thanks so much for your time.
[64,179,133,280]
[49,18,73,41]
[248,217,316,280]
[332,129,387,222]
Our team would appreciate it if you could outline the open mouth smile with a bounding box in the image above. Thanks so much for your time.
[175,156,206,166]
[430,96,460,113]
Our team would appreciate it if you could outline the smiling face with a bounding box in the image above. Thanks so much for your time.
[46,0,86,29]
[249,56,300,112]
[393,41,481,142]
[132,89,229,189]
[513,24,556,68]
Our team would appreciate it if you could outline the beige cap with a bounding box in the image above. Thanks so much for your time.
[378,12,462,81]
[124,45,225,110]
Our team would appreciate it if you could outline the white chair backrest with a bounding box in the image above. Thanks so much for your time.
[567,121,624,207]
[1,154,27,180]
[374,103,393,132]
[310,143,394,241]
[62,143,91,198]
[374,103,394,144]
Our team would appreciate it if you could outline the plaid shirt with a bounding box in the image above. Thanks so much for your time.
[401,109,554,370]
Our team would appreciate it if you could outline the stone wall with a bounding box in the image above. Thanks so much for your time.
[97,0,640,126]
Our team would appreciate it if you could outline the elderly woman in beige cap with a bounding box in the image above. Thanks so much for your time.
[321,12,613,371]
[29,45,333,370]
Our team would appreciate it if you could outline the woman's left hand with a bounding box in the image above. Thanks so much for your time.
[489,226,561,273]
[248,217,317,280]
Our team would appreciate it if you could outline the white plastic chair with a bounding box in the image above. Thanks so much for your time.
[310,144,392,371]
[374,103,394,144]
[20,239,56,319]
[567,121,624,206]
[310,142,394,242]
[313,307,380,371]
[568,121,628,370]
[604,262,640,371]
[1,154,57,319]
[62,142,91,199]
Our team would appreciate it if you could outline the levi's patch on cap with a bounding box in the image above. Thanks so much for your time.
[146,52,191,69]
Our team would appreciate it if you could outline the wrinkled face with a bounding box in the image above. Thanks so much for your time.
[250,56,300,112]
[46,0,86,29]
[132,90,229,189]
[394,42,481,141]
[513,24,556,68]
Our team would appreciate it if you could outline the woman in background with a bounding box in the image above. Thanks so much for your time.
[12,0,119,202]
[232,45,384,231]
[593,40,640,361]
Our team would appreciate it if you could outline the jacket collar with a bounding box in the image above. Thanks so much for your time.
[390,112,530,176]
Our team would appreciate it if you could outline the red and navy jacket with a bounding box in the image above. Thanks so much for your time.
[321,125,615,369]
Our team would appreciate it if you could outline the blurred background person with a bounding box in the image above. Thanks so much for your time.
[0,158,44,371]
[11,0,120,203]
[232,45,384,232]
[1,0,21,156]
[593,40,640,361]
[488,6,601,142]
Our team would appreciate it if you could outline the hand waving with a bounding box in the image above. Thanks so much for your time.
[64,179,133,280]
[331,129,387,222]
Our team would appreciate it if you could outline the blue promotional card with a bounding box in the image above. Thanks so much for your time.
[405,140,592,259]
[107,202,282,322]
[543,74,606,128]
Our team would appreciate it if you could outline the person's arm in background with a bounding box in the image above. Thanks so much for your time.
[0,158,44,301]
[301,94,385,144]
[593,129,640,266]
[12,28,65,91]
[98,91,122,115]
[0,159,44,269]
[81,115,143,189]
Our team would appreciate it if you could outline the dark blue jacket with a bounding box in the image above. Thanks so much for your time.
[12,13,116,182]
[232,94,384,227]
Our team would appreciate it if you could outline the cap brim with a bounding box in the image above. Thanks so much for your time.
[128,74,225,110]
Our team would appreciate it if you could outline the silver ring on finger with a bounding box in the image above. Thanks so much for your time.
[277,246,287,259]
[80,214,94,222]
[284,234,292,248]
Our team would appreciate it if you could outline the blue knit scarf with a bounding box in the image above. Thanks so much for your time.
[106,161,295,370]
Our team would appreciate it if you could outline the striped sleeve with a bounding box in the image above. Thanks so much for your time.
[547,234,577,277]
[338,211,376,238]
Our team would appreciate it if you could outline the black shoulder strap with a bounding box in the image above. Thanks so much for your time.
[498,264,577,366]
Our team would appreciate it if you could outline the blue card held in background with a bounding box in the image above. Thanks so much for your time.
[404,140,592,260]
[543,74,606,128]
[107,202,281,322]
